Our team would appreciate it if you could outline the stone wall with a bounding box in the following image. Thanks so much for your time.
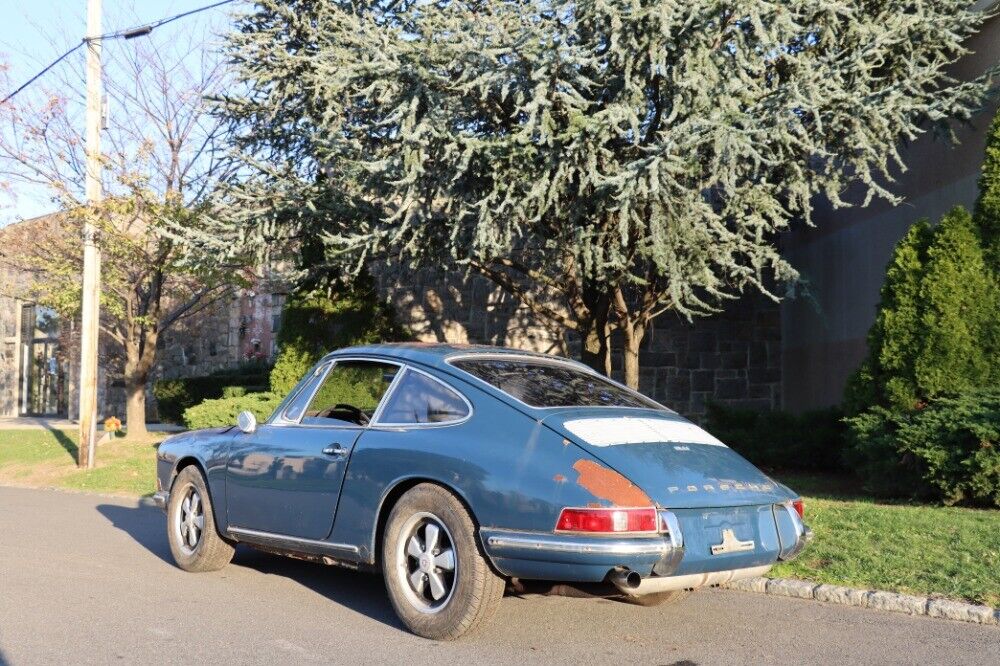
[375,265,781,420]
[629,296,782,418]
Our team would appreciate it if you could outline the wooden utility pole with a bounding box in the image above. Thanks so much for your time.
[78,0,102,469]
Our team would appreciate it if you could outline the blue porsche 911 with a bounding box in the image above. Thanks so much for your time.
[154,343,810,640]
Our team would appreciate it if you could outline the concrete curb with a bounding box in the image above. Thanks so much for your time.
[722,577,999,626]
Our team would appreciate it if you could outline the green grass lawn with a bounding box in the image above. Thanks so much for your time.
[1,430,997,606]
[0,428,161,497]
[771,472,1000,607]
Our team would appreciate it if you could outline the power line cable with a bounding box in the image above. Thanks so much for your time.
[103,0,237,40]
[0,44,83,105]
[1,0,238,106]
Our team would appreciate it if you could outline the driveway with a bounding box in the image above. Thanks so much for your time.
[0,486,996,665]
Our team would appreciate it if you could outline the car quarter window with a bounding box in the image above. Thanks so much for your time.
[377,369,470,425]
[451,357,664,410]
[300,360,399,426]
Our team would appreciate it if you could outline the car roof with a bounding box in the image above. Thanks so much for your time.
[324,342,576,371]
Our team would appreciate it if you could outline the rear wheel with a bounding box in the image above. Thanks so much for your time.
[620,590,691,607]
[382,484,504,640]
[166,466,234,572]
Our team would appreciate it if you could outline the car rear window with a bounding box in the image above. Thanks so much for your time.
[451,357,663,409]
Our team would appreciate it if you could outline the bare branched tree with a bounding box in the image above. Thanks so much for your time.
[0,13,237,436]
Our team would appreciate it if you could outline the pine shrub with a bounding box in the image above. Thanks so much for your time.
[704,404,847,472]
[845,390,1000,506]
[974,110,1000,267]
[915,207,998,396]
[845,207,1000,414]
[269,279,408,395]
[844,220,932,414]
[182,392,284,430]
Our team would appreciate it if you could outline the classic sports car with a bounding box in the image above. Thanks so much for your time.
[154,344,810,640]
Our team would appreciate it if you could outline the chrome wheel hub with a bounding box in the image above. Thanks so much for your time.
[174,485,205,555]
[396,512,457,614]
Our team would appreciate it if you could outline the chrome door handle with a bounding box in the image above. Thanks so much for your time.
[322,444,347,457]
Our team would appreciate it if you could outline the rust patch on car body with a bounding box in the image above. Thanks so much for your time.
[572,459,651,506]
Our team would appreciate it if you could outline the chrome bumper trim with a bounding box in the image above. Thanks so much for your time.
[777,501,812,561]
[227,526,360,555]
[485,532,670,557]
[152,490,169,512]
[613,564,773,597]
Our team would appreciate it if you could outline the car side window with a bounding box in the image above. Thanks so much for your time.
[377,370,469,425]
[300,360,399,426]
[281,363,330,422]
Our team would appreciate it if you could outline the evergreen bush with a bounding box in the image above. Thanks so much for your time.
[845,207,1000,414]
[915,207,998,396]
[845,390,1000,506]
[704,404,847,472]
[974,109,1000,267]
[269,279,407,395]
[182,392,284,430]
[153,363,272,424]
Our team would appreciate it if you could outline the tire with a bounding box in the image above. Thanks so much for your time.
[166,466,234,573]
[382,484,504,640]
[620,590,691,607]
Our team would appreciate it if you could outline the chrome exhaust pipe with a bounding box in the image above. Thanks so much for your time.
[609,569,643,596]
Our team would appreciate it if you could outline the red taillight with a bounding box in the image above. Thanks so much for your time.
[791,499,804,519]
[555,507,658,534]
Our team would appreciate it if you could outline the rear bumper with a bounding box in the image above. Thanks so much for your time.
[152,490,169,512]
[481,528,682,583]
[481,503,811,586]
[613,564,772,596]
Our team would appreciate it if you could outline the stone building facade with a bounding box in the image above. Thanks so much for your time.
[375,266,781,419]
[0,214,287,420]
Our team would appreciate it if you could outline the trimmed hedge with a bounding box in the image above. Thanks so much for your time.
[845,208,1000,414]
[704,403,847,472]
[270,280,408,395]
[845,389,1000,506]
[153,364,271,424]
[182,392,284,430]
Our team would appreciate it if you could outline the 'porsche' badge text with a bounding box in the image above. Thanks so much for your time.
[710,529,755,555]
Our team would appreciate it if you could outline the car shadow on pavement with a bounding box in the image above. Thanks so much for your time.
[229,548,403,631]
[95,503,403,632]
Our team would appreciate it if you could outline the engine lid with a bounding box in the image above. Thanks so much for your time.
[542,408,794,509]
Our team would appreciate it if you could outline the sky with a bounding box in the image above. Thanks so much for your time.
[0,1,237,227]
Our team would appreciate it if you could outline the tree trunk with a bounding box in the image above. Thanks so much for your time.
[124,374,148,439]
[580,321,611,375]
[622,321,647,391]
[579,290,612,375]
[122,332,154,439]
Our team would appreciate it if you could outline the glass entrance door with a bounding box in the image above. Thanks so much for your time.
[19,304,66,417]
[28,339,66,416]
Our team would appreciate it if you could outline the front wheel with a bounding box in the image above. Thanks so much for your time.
[382,484,504,640]
[166,466,234,572]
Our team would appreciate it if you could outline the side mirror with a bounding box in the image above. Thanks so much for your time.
[237,410,257,434]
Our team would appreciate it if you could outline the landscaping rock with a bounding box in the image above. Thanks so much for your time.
[866,591,927,616]
[766,579,817,600]
[726,577,1000,626]
[723,576,768,594]
[813,584,871,608]
[926,599,998,625]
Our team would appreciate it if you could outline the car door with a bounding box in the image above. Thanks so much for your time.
[328,366,474,548]
[226,358,400,540]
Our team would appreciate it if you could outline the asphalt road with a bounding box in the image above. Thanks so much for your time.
[0,486,997,665]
